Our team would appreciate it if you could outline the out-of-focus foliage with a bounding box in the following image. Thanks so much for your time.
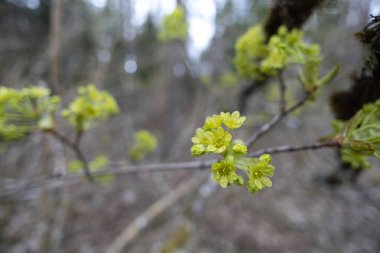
[340,149,372,169]
[298,58,340,94]
[62,84,119,131]
[191,111,275,193]
[0,86,60,140]
[234,25,339,92]
[129,130,158,161]
[332,99,380,169]
[158,6,188,42]
[234,25,267,80]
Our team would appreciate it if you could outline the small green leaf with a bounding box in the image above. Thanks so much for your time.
[343,139,375,156]
[317,64,340,87]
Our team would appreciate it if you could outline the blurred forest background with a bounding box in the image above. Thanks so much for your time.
[1,0,380,252]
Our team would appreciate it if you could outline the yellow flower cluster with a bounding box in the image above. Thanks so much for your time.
[158,6,188,42]
[191,111,275,193]
[129,130,158,161]
[62,84,119,130]
[234,24,338,92]
[0,86,60,140]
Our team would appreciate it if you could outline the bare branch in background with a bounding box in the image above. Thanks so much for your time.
[249,141,340,157]
[105,174,205,253]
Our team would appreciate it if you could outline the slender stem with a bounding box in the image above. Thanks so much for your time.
[246,92,311,148]
[249,140,341,157]
[0,140,341,199]
[49,130,75,149]
[0,160,215,199]
[49,130,94,182]
[104,159,215,176]
[74,129,83,146]
[71,145,94,182]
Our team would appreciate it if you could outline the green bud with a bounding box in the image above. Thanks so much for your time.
[317,64,340,87]
[344,139,375,156]
[191,144,206,156]
[232,143,248,156]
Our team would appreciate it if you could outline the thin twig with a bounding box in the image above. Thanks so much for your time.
[0,138,341,199]
[49,130,94,182]
[0,159,214,200]
[0,139,342,200]
[245,92,311,148]
[74,129,83,146]
[249,140,341,157]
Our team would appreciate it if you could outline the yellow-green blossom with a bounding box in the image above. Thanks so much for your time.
[234,24,330,87]
[247,154,275,193]
[129,130,158,161]
[206,127,232,153]
[234,25,268,80]
[220,111,246,129]
[191,127,232,154]
[191,144,206,157]
[211,160,244,188]
[62,84,119,130]
[158,6,188,42]
[0,86,60,140]
[204,114,223,130]
[191,128,212,145]
[191,111,277,194]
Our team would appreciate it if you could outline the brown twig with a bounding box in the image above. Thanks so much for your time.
[248,140,341,157]
[49,130,94,182]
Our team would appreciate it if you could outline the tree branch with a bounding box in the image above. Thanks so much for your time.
[49,130,94,182]
[0,139,343,200]
[245,92,311,149]
[249,140,340,157]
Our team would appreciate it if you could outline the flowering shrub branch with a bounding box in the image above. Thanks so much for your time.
[1,18,380,199]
